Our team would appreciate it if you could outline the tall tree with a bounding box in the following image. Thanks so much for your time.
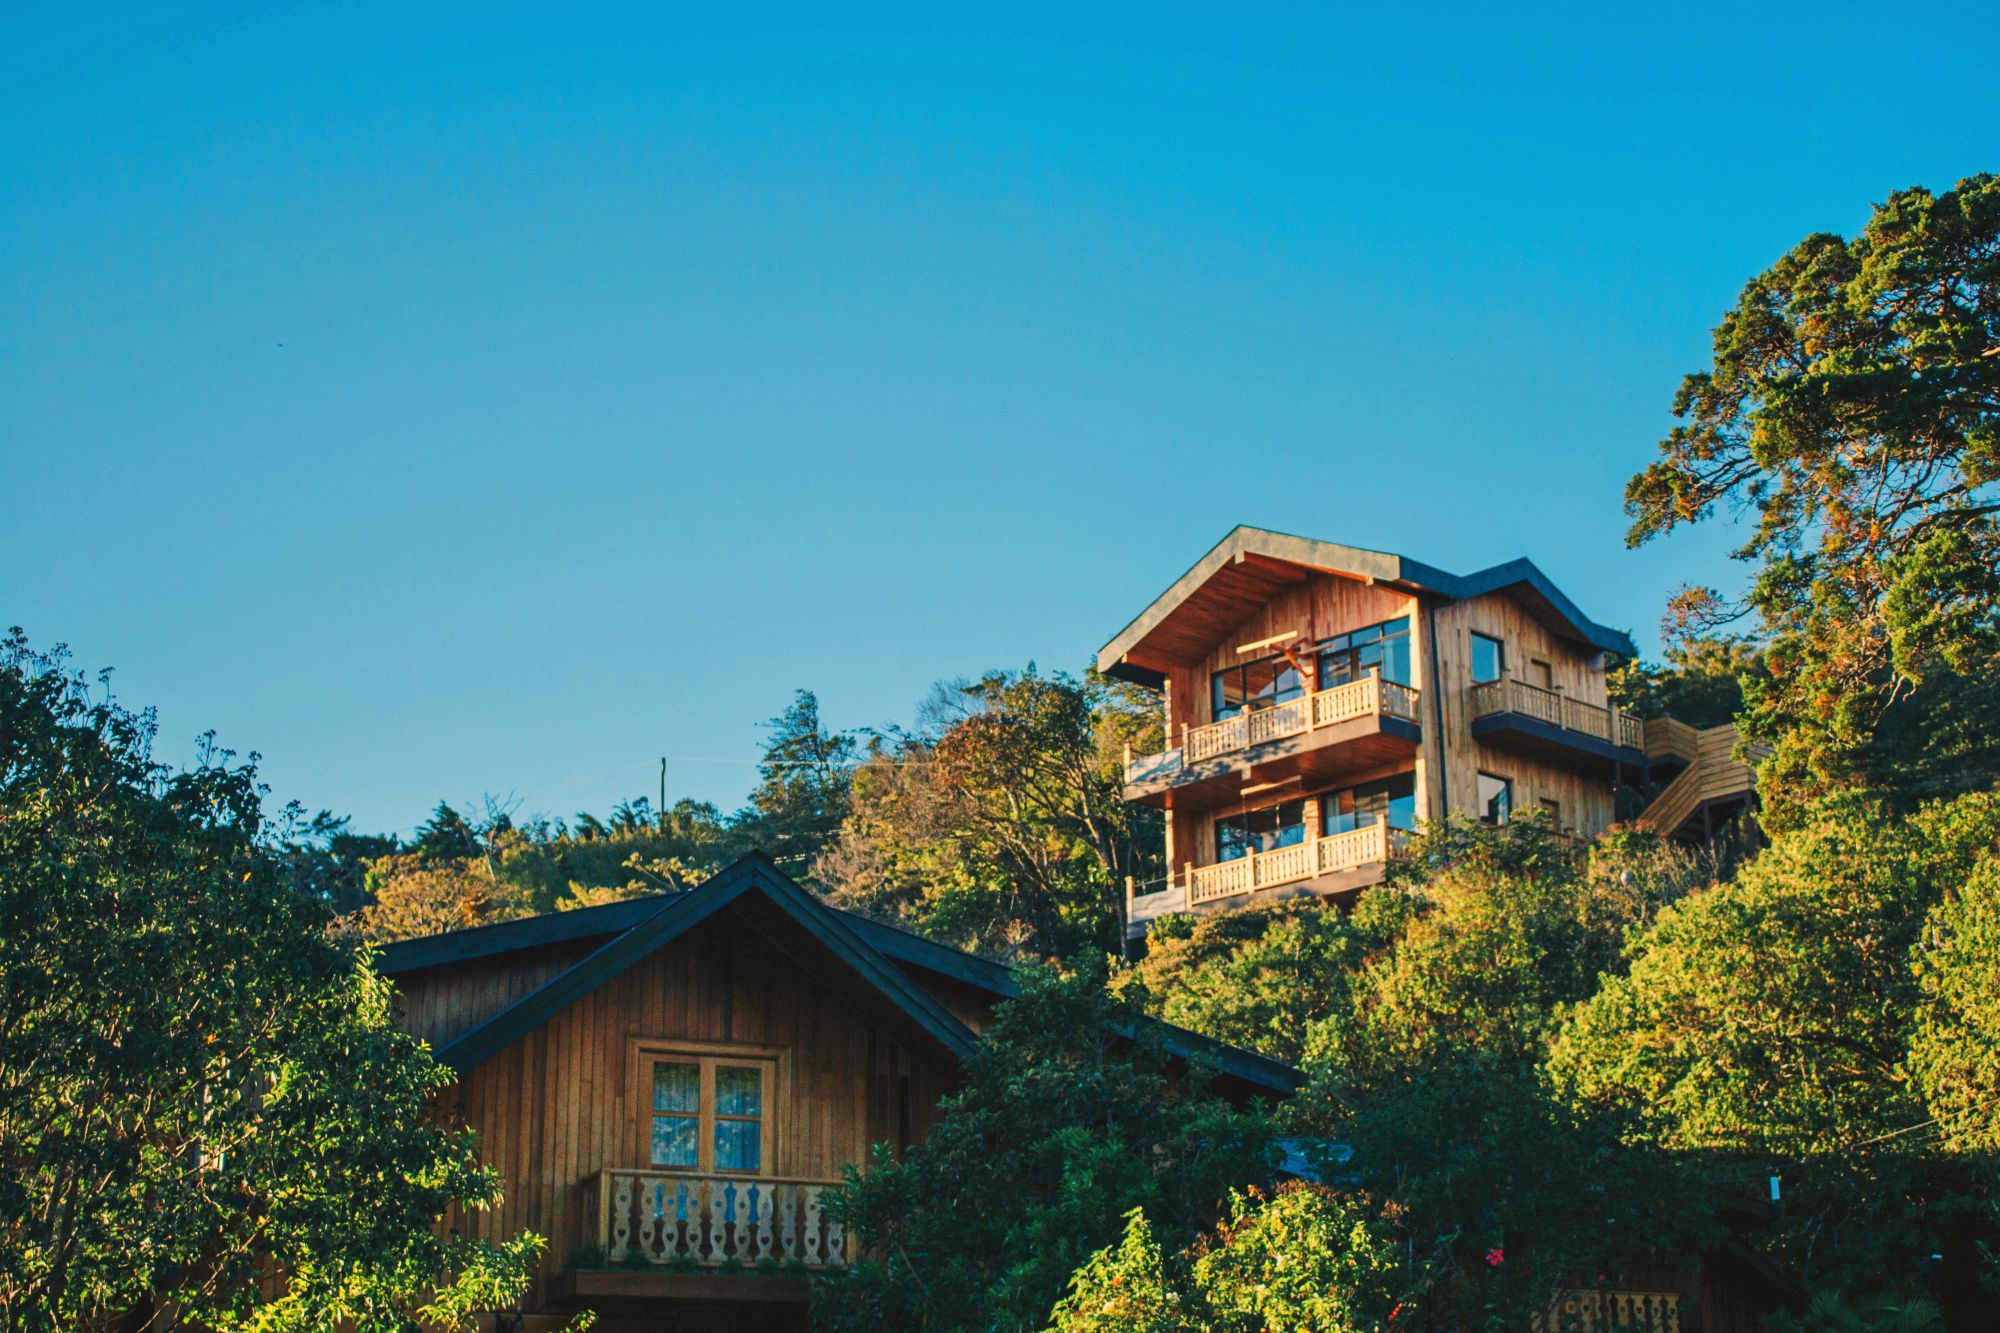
[743,689,856,875]
[1623,174,2000,825]
[819,669,1161,958]
[0,632,544,1331]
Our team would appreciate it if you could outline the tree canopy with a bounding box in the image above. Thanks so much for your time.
[1624,174,2000,824]
[0,632,546,1331]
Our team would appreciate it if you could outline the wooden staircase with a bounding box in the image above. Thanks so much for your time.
[1637,723,1762,838]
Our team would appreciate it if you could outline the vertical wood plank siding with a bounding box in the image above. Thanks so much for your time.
[400,917,966,1311]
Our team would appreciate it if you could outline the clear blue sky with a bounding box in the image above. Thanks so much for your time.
[5,3,1995,837]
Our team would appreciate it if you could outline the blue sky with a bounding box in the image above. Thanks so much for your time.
[5,3,1996,836]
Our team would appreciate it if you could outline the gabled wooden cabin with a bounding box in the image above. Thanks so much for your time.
[1098,527,1755,938]
[378,854,1298,1332]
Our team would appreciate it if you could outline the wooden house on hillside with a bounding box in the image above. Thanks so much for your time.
[1098,527,1758,938]
[378,854,1298,1332]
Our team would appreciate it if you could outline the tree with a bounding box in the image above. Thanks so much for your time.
[412,800,482,860]
[1047,1188,1421,1333]
[1909,855,2000,1156]
[0,631,545,1331]
[1549,792,2000,1294]
[818,669,1161,958]
[1607,635,1758,731]
[1130,900,1400,1064]
[739,689,856,875]
[813,956,1273,1333]
[1623,174,2000,825]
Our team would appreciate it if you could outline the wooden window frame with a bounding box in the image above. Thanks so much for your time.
[1528,658,1555,690]
[1477,771,1514,825]
[630,1039,786,1178]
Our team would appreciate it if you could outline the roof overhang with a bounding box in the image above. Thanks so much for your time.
[1095,526,1636,686]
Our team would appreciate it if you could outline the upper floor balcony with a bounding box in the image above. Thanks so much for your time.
[1122,673,1422,810]
[1467,676,1645,774]
[1126,820,1408,936]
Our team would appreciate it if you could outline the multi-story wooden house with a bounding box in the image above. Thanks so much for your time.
[379,854,1297,1333]
[1098,527,1754,938]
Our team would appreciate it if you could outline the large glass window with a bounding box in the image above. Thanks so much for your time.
[1215,799,1306,862]
[645,1053,773,1175]
[1477,772,1513,825]
[1470,632,1505,684]
[1211,655,1303,721]
[1321,773,1418,836]
[1315,617,1411,688]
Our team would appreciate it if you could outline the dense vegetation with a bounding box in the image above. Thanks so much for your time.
[0,633,547,1332]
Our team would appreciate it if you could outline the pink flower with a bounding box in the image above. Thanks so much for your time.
[1485,1247,1505,1267]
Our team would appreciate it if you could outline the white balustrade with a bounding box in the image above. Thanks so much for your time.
[597,1170,848,1269]
[1125,673,1421,785]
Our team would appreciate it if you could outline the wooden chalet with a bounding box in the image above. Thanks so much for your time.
[377,854,1299,1333]
[1099,527,1757,938]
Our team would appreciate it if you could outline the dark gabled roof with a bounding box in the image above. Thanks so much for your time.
[378,860,1301,1096]
[430,855,980,1073]
[1096,526,1637,686]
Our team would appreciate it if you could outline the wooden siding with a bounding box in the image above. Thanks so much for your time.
[394,941,596,1049]
[401,912,967,1314]
[1429,593,1619,839]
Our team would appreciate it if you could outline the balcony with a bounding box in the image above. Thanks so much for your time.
[1537,1289,1681,1332]
[585,1168,849,1270]
[1123,675,1422,810]
[1467,677,1645,774]
[1126,822,1408,934]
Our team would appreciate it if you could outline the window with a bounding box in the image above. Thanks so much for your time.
[1321,773,1418,836]
[1529,659,1554,690]
[1470,633,1505,685]
[1215,799,1306,862]
[1316,617,1412,688]
[1211,654,1303,721]
[1477,773,1513,825]
[645,1053,775,1175]
[1539,797,1562,827]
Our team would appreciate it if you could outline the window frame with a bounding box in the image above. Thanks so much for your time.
[1477,772,1513,825]
[1320,772,1418,837]
[1528,658,1554,690]
[1213,799,1307,862]
[1314,616,1412,689]
[1210,654,1304,722]
[631,1039,785,1178]
[1470,632,1506,685]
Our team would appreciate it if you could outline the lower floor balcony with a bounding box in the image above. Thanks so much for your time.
[1127,822,1409,935]
[584,1168,850,1272]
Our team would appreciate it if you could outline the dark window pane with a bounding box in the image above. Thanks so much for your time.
[1471,633,1505,685]
[1213,668,1246,720]
[651,1114,698,1168]
[1478,773,1512,824]
[1350,623,1381,645]
[714,1118,762,1173]
[1381,617,1409,637]
[715,1066,761,1117]
[653,1062,699,1114]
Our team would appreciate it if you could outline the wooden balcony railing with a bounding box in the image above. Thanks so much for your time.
[1467,677,1644,752]
[1537,1288,1681,1332]
[587,1168,849,1270]
[1183,823,1407,906]
[1125,674,1421,784]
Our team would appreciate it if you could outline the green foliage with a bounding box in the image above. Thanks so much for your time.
[1910,856,2000,1155]
[0,631,546,1331]
[1608,636,1758,730]
[1549,791,2000,1289]
[739,689,857,877]
[1623,173,2000,826]
[812,956,1274,1333]
[1761,1290,1945,1333]
[1046,1188,1419,1333]
[819,668,1162,959]
[1132,902,1390,1063]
